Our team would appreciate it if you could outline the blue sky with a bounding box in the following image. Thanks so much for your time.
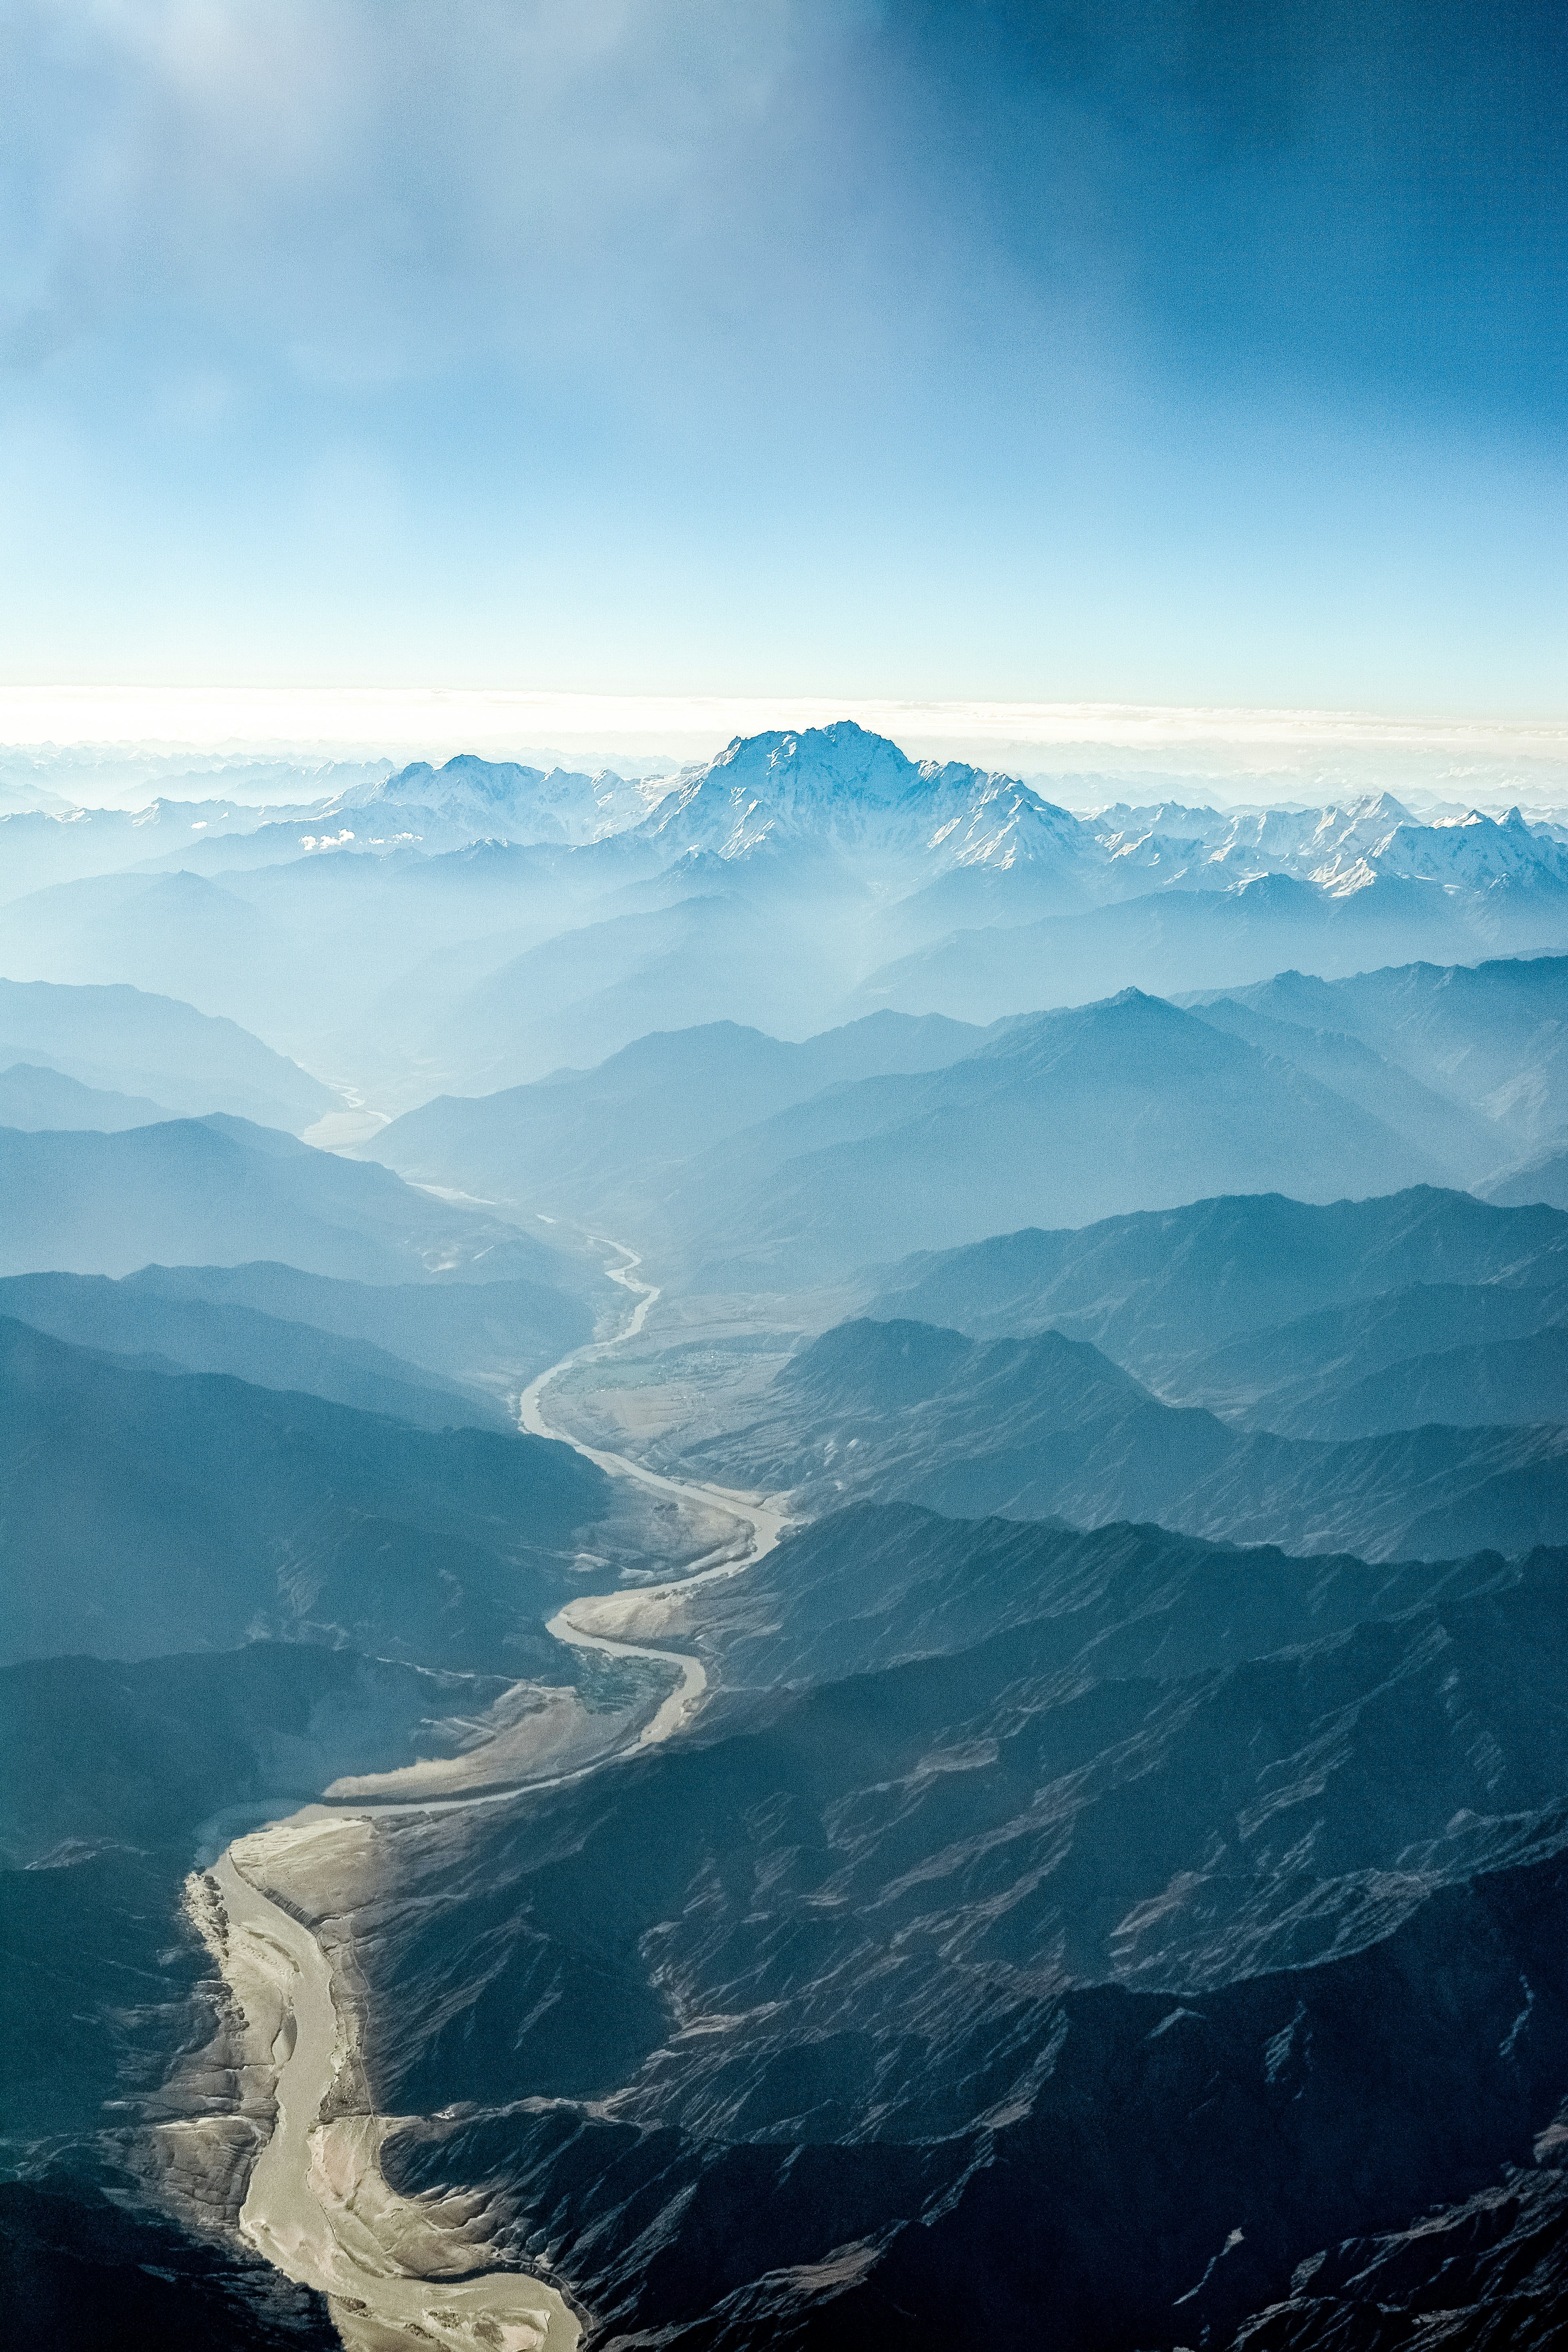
[2,1,1564,711]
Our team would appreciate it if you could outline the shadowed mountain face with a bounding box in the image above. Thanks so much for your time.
[1214,2151,1568,2348]
[0,1115,603,1289]
[0,1319,612,1667]
[331,1505,1568,2350]
[0,1271,519,1430]
[0,2182,337,2352]
[871,1187,1568,1370]
[1239,1318,1568,1441]
[687,1317,1568,1560]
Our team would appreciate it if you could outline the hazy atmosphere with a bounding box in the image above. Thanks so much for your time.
[3,8,1566,2352]
[6,0,1566,702]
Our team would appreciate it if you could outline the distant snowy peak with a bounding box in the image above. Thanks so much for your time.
[640,724,923,857]
[1309,805,1568,897]
[1088,791,1568,901]
[637,722,1096,877]
[325,753,661,846]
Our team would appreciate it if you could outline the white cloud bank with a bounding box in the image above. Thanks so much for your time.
[3,687,1566,810]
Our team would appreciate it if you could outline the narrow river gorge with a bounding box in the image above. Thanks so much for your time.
[189,1245,788,2352]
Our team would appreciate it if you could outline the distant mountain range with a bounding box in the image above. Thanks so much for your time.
[650,990,1450,1286]
[7,730,1567,911]
[5,727,1566,1097]
[0,975,333,1131]
[324,753,664,849]
[0,754,659,897]
[654,1185,1566,1559]
[1194,956,1568,1158]
[696,1314,1568,1559]
[375,1009,991,1222]
[871,1185,1568,1365]
[0,1058,170,1131]
[1092,790,1568,897]
[373,989,1436,1286]
[631,722,1100,892]
[369,956,1568,1275]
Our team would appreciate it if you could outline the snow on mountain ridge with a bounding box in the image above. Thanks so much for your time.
[327,753,663,845]
[1087,788,1568,901]
[634,721,1097,878]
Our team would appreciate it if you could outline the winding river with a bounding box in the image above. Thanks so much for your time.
[199,1242,787,2352]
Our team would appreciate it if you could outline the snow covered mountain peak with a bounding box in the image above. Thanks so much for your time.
[635,722,1095,880]
[711,721,918,808]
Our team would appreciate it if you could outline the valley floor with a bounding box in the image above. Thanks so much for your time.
[191,1248,791,2352]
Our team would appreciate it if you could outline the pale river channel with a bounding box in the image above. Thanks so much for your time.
[197,1242,788,2352]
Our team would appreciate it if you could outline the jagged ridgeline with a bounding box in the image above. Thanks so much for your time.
[6,725,1568,1106]
[2,724,1566,2349]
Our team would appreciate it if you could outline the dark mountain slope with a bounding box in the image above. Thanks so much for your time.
[1218,2147,1568,2349]
[0,2183,336,2352]
[384,1857,1568,2350]
[1157,1277,1568,1425]
[694,1318,1568,1559]
[0,1319,610,1665]
[0,1270,512,1430]
[0,1636,524,2346]
[0,1644,516,1872]
[119,1259,591,1394]
[1277,1323,1568,1440]
[690,1500,1517,1695]
[0,1116,597,1287]
[870,1187,1568,1374]
[329,1505,1568,2350]
[668,992,1439,1286]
